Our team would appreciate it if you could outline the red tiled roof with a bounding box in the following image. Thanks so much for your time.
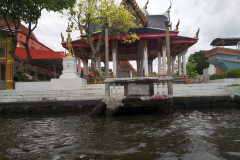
[15,47,65,59]
[0,19,38,41]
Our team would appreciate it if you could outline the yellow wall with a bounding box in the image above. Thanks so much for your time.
[0,39,14,90]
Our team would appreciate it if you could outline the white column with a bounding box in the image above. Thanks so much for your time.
[143,41,148,76]
[162,47,166,74]
[112,41,117,78]
[116,43,119,78]
[183,52,187,75]
[77,57,81,78]
[178,54,182,75]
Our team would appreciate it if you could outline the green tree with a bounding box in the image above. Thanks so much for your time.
[0,0,75,75]
[61,0,139,81]
[186,59,198,78]
[188,50,209,75]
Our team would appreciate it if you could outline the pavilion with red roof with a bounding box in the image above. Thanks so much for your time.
[62,0,199,83]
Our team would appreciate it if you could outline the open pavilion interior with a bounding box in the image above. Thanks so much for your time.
[62,0,199,84]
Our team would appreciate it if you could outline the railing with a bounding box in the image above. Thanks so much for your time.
[104,76,174,102]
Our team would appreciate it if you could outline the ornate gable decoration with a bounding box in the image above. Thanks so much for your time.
[121,0,149,26]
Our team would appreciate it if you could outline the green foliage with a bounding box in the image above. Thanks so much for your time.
[89,67,93,73]
[227,84,240,87]
[186,59,198,78]
[109,68,112,73]
[188,50,209,75]
[209,68,240,80]
[61,0,139,42]
[19,73,42,82]
[0,0,76,73]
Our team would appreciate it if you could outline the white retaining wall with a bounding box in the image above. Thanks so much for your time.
[209,78,240,84]
[15,78,87,91]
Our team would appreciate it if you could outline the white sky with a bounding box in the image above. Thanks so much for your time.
[32,0,240,72]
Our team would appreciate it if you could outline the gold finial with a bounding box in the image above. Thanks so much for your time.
[168,0,172,12]
[61,32,64,42]
[66,23,73,58]
[175,19,180,31]
[196,27,200,38]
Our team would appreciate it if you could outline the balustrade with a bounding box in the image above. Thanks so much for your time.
[104,77,173,101]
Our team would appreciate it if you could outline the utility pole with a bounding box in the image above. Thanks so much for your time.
[104,22,109,79]
[165,21,171,76]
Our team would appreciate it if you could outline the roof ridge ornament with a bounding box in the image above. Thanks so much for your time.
[142,0,149,16]
[195,27,200,38]
[120,0,149,26]
[175,19,180,31]
[168,0,172,12]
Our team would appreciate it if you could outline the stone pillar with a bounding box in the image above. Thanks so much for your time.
[112,40,117,78]
[83,60,88,78]
[143,39,148,76]
[162,46,167,74]
[183,51,187,75]
[148,60,153,75]
[178,54,182,75]
[77,57,81,78]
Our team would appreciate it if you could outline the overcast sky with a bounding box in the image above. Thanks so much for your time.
[32,0,240,72]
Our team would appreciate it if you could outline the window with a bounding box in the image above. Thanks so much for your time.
[0,48,5,58]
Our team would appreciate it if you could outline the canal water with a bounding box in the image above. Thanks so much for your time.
[0,109,240,160]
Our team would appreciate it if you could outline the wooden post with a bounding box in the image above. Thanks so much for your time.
[165,21,171,76]
[104,22,109,79]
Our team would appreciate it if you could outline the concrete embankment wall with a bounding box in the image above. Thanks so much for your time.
[0,96,239,117]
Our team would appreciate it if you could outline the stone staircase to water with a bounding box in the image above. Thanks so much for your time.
[0,83,233,103]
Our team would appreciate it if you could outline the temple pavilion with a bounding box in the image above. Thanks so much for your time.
[62,0,199,83]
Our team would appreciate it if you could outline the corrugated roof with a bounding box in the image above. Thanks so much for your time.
[210,37,240,46]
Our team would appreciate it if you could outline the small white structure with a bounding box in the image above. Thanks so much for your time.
[203,64,216,83]
[60,57,78,79]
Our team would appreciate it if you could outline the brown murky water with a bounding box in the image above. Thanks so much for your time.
[0,109,240,160]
